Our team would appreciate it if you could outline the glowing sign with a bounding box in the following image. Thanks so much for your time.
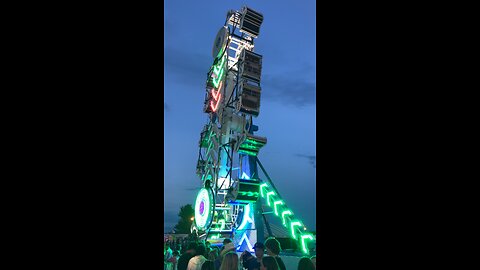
[273,200,284,216]
[210,81,223,112]
[266,191,275,206]
[260,183,268,197]
[211,56,226,88]
[217,177,230,190]
[290,221,302,240]
[300,234,314,254]
[195,188,214,230]
[239,191,259,196]
[281,210,292,226]
[206,55,226,113]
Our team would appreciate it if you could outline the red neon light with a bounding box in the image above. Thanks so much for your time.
[210,93,221,112]
[212,82,222,100]
[209,81,223,112]
[211,89,219,100]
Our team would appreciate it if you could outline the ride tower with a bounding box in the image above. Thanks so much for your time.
[192,6,315,255]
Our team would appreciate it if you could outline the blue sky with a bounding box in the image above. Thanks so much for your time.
[164,0,316,233]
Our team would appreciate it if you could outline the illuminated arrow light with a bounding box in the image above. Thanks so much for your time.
[212,56,226,88]
[273,200,284,216]
[211,81,222,100]
[260,183,268,197]
[210,93,221,112]
[290,221,302,239]
[266,191,275,206]
[212,68,224,88]
[209,81,223,112]
[300,234,314,254]
[236,231,254,252]
[213,56,225,74]
[281,210,292,226]
[239,191,259,196]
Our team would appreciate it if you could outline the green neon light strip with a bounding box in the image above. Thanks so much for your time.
[300,234,314,254]
[273,200,284,216]
[209,78,222,112]
[239,191,259,197]
[281,210,292,226]
[239,144,260,150]
[266,191,275,206]
[238,149,258,156]
[260,183,268,197]
[290,221,302,240]
[257,174,312,253]
[211,56,226,88]
[245,139,265,145]
[213,56,225,74]
[239,149,258,154]
[239,182,259,186]
[212,68,224,88]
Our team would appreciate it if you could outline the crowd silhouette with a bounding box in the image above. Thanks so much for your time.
[164,237,317,270]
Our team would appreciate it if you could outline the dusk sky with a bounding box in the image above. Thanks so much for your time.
[164,0,316,233]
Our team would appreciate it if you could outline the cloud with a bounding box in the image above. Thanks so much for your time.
[261,73,316,107]
[164,46,211,88]
[164,47,316,107]
[164,209,178,220]
[296,154,316,168]
[164,209,179,233]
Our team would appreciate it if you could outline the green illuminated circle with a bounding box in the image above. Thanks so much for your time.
[194,188,214,230]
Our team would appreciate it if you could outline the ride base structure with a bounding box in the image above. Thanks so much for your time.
[192,6,315,255]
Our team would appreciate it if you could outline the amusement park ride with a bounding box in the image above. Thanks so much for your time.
[191,6,315,255]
